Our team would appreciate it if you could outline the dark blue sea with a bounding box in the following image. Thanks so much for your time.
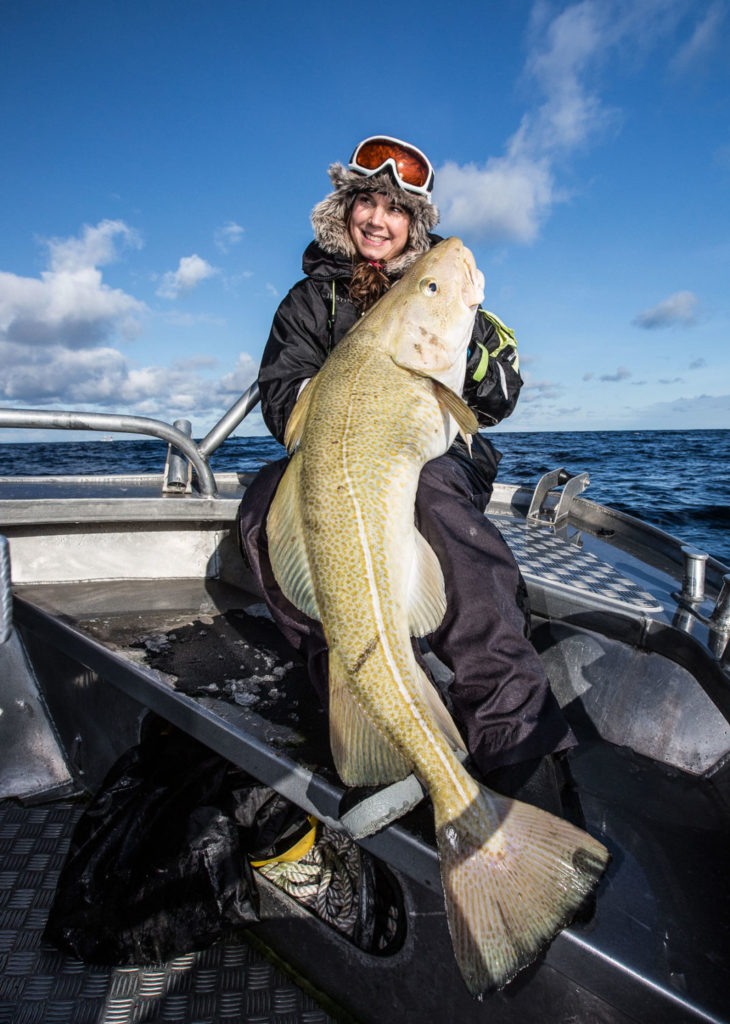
[1,430,728,566]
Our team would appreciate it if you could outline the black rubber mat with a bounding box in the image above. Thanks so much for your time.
[0,801,336,1024]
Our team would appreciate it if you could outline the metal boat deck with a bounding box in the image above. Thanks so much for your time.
[2,455,730,1023]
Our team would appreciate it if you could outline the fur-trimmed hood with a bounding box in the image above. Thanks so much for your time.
[310,163,440,277]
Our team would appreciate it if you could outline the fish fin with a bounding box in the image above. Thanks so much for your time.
[283,377,316,453]
[266,464,320,621]
[436,785,610,996]
[431,378,479,439]
[408,529,447,637]
[329,652,412,787]
[413,663,468,756]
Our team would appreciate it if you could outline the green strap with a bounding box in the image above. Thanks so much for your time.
[472,341,490,382]
[473,309,520,380]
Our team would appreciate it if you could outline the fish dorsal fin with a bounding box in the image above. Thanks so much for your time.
[283,377,316,453]
[328,651,412,787]
[408,530,447,637]
[431,379,479,440]
[266,462,320,621]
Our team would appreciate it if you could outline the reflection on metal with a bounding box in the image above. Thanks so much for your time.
[527,467,590,526]
[681,545,709,603]
[163,419,193,493]
[710,573,730,631]
[0,535,11,643]
[709,573,730,657]
[708,626,729,660]
[672,604,697,634]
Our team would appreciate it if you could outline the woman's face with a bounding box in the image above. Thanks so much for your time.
[348,192,411,263]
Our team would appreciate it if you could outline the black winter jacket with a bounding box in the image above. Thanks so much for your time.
[258,237,523,447]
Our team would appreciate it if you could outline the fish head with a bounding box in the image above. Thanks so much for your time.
[370,237,485,386]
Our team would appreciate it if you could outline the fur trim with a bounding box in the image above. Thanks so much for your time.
[310,163,440,276]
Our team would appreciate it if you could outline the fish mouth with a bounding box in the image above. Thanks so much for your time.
[461,249,485,309]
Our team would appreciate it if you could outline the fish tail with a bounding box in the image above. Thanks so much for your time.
[435,785,609,996]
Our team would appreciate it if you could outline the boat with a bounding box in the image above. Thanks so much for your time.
[1,385,729,1024]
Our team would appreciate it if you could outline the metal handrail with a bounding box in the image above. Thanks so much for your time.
[0,380,262,499]
[199,382,260,458]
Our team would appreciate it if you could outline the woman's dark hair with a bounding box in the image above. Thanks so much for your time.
[348,258,391,312]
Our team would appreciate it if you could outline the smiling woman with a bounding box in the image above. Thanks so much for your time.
[239,134,577,829]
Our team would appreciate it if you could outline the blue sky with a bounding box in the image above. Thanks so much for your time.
[1,0,729,441]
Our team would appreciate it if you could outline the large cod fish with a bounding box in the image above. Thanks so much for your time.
[267,237,609,995]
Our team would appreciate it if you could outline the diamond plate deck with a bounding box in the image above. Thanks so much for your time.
[492,517,662,613]
[0,801,337,1024]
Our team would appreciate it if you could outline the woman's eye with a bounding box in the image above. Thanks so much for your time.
[420,278,439,296]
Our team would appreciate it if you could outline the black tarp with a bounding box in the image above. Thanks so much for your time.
[44,719,310,965]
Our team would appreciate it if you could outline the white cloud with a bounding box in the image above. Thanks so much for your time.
[218,353,260,401]
[0,219,145,348]
[436,157,556,244]
[214,221,245,252]
[436,0,683,243]
[0,336,259,427]
[156,254,219,299]
[0,342,128,404]
[670,2,726,75]
[633,291,699,329]
[0,221,260,432]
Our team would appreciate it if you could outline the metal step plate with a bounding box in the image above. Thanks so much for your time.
[492,517,663,614]
[0,801,335,1024]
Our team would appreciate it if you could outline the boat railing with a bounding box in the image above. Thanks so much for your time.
[0,381,261,499]
[0,535,11,643]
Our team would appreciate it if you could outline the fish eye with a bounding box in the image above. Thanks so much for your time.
[420,278,439,296]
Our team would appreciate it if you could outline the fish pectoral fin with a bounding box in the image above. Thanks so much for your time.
[408,529,447,637]
[266,463,320,621]
[283,376,317,453]
[329,652,412,787]
[431,379,479,440]
[436,786,610,996]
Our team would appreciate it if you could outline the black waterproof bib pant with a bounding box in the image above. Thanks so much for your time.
[238,448,575,779]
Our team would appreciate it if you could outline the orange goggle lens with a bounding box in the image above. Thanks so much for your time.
[350,137,433,191]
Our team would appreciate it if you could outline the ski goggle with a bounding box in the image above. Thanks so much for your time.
[348,136,435,200]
